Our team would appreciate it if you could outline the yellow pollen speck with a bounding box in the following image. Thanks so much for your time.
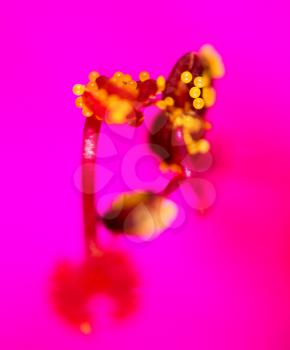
[160,162,169,173]
[75,96,83,108]
[183,131,193,146]
[202,75,210,87]
[181,71,193,84]
[123,74,132,83]
[108,99,132,124]
[139,71,150,82]
[197,139,210,153]
[164,96,174,107]
[82,106,93,117]
[156,75,166,91]
[170,164,183,174]
[171,108,183,119]
[187,142,199,155]
[189,86,201,98]
[89,71,100,82]
[73,84,85,96]
[156,100,167,110]
[80,322,92,335]
[194,76,205,88]
[193,97,205,110]
[203,87,216,107]
[173,116,183,127]
[127,80,137,90]
[86,81,97,90]
[112,72,124,82]
[183,116,202,132]
[199,44,225,78]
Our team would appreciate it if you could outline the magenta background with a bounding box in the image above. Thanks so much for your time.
[1,0,290,349]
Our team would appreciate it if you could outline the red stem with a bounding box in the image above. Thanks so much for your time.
[160,174,185,197]
[81,116,183,256]
[82,118,101,256]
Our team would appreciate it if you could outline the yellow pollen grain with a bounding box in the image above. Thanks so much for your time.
[193,97,205,110]
[183,131,193,146]
[159,162,169,173]
[203,87,216,107]
[80,322,92,335]
[89,71,100,82]
[194,76,205,88]
[156,75,166,91]
[184,116,202,132]
[127,80,137,89]
[108,100,132,124]
[202,75,210,87]
[164,96,175,107]
[123,74,132,83]
[173,116,183,127]
[156,100,167,110]
[139,71,150,82]
[197,139,210,153]
[112,72,124,82]
[72,84,85,96]
[170,164,183,174]
[180,71,193,84]
[183,115,193,128]
[82,106,93,117]
[75,97,83,108]
[86,81,97,90]
[199,44,225,79]
[187,142,199,155]
[189,86,201,98]
[171,108,183,118]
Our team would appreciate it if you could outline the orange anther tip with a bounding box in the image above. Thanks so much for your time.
[72,84,85,96]
[89,71,100,81]
[139,71,150,82]
[75,96,83,108]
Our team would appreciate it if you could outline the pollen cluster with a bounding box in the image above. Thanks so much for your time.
[153,45,224,159]
[168,107,211,155]
[73,44,224,164]
[73,71,160,125]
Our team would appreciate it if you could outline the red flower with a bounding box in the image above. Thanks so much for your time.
[53,45,224,332]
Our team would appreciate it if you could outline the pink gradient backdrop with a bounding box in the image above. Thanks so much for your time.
[1,0,290,349]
